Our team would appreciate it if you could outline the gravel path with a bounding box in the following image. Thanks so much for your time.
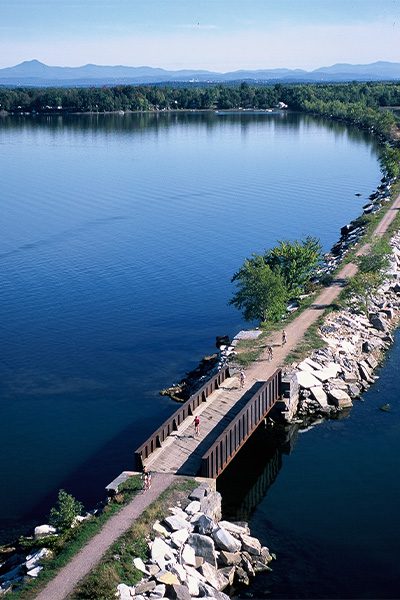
[33,192,400,600]
[34,473,174,600]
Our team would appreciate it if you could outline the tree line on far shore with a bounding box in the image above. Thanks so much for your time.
[1,80,400,129]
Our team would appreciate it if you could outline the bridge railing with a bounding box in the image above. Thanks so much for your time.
[200,369,281,478]
[134,366,230,470]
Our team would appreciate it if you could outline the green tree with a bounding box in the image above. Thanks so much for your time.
[264,236,322,297]
[49,489,83,532]
[230,255,288,323]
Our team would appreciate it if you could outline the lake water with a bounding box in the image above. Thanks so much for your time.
[0,112,381,544]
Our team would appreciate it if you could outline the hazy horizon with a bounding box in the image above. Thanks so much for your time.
[1,0,399,71]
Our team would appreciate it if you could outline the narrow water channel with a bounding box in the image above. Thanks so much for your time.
[218,331,400,599]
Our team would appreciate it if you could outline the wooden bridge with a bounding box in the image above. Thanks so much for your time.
[134,367,283,479]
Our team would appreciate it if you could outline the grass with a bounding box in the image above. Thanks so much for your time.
[11,476,143,600]
[71,477,197,600]
[284,315,328,364]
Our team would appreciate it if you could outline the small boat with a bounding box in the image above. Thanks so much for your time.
[379,403,391,412]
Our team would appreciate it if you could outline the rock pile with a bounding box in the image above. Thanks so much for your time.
[319,176,395,275]
[288,231,400,420]
[0,544,54,594]
[116,482,274,600]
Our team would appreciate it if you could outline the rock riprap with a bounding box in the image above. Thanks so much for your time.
[116,483,274,599]
[284,230,400,422]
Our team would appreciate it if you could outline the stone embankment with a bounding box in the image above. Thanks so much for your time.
[284,230,400,421]
[116,482,273,600]
[321,175,394,275]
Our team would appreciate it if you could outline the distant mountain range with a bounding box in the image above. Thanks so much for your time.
[1,59,400,87]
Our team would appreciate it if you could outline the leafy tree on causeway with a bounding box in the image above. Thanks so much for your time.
[230,237,322,324]
[263,236,322,297]
[49,489,83,532]
[230,255,288,323]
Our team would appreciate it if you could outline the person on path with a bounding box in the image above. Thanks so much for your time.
[141,467,149,491]
[269,346,273,360]
[282,330,287,345]
[194,415,200,436]
[239,370,246,388]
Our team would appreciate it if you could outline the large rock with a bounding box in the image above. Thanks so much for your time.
[163,515,192,532]
[169,584,191,600]
[133,557,149,574]
[342,370,360,383]
[117,583,135,600]
[235,566,250,585]
[136,580,157,594]
[366,356,378,370]
[240,534,261,556]
[348,383,362,398]
[195,514,215,535]
[312,363,342,382]
[153,521,170,537]
[198,582,231,600]
[241,552,255,576]
[167,563,187,583]
[218,551,242,566]
[185,573,200,597]
[27,566,43,578]
[170,528,189,548]
[189,484,209,502]
[25,547,52,570]
[187,533,217,567]
[301,357,323,370]
[358,362,374,383]
[380,307,394,320]
[34,524,56,538]
[369,313,388,332]
[218,566,235,586]
[212,527,241,553]
[183,564,206,583]
[151,537,176,569]
[200,491,222,522]
[309,386,328,408]
[295,371,321,389]
[328,388,353,409]
[218,521,249,536]
[200,562,229,591]
[150,583,166,599]
[156,570,180,585]
[181,543,196,566]
[185,501,201,516]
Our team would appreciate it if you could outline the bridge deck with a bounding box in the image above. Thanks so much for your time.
[144,373,265,475]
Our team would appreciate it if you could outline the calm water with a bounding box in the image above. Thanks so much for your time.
[219,331,400,599]
[0,112,381,542]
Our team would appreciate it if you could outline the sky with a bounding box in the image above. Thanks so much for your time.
[0,0,399,71]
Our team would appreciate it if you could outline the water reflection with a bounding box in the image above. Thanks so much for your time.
[218,424,299,521]
[0,111,381,151]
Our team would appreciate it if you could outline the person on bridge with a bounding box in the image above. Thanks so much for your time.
[194,415,200,436]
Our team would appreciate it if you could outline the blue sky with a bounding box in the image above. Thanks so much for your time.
[1,0,399,70]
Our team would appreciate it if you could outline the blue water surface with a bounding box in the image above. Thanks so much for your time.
[0,112,381,541]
